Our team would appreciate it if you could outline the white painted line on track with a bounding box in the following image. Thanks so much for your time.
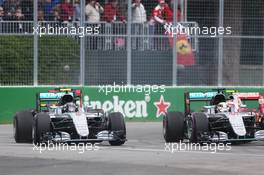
[103,146,264,158]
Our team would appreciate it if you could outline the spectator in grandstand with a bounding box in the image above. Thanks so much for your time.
[53,7,62,21]
[43,0,60,21]
[102,0,125,22]
[14,7,25,21]
[59,0,74,22]
[131,0,146,50]
[85,0,104,23]
[150,0,173,25]
[20,0,33,21]
[0,6,4,21]
[148,0,173,49]
[2,0,19,20]
[132,0,146,23]
[38,9,45,21]
[13,7,25,32]
[73,0,80,21]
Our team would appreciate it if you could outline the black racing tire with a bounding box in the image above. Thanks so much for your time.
[108,112,126,146]
[261,117,264,129]
[33,113,51,145]
[13,110,33,143]
[163,112,185,142]
[187,112,209,143]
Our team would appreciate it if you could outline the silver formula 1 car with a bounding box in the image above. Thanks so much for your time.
[14,88,126,145]
[163,89,264,143]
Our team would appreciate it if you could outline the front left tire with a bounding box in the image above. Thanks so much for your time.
[108,112,126,146]
[187,112,209,142]
[32,113,51,145]
[13,110,33,143]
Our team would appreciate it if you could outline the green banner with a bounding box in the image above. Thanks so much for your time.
[1,87,264,124]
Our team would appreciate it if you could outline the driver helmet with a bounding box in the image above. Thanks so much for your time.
[217,102,230,112]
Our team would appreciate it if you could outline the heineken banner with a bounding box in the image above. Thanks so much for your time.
[1,86,264,124]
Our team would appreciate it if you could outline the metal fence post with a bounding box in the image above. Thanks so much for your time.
[218,0,224,86]
[127,0,132,85]
[262,38,264,85]
[33,0,38,86]
[80,0,85,86]
[184,0,187,21]
[180,0,184,21]
[172,0,178,86]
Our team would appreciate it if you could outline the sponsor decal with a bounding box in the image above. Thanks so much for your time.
[39,92,74,99]
[84,95,148,118]
[154,95,171,118]
[189,92,217,99]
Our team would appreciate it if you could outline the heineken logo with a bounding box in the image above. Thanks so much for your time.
[84,95,148,118]
[154,95,171,118]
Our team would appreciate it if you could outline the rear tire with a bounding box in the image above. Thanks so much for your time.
[33,113,51,145]
[13,110,33,143]
[108,112,126,146]
[187,112,209,142]
[163,112,185,142]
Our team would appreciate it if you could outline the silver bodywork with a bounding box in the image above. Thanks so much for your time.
[48,107,117,143]
[204,106,264,142]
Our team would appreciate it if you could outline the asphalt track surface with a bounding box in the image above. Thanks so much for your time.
[0,123,264,175]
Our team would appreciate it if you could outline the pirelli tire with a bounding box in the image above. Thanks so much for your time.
[163,112,185,142]
[108,112,126,146]
[13,110,34,143]
[261,117,264,129]
[32,113,51,145]
[187,112,209,143]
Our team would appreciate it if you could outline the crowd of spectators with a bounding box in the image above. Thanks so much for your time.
[0,0,181,24]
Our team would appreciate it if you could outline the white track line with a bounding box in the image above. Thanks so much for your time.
[103,146,264,157]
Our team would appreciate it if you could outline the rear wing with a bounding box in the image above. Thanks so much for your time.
[233,92,263,100]
[184,91,218,115]
[186,92,217,101]
[36,88,82,111]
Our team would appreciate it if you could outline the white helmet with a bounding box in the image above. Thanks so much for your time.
[66,102,77,112]
[217,102,229,112]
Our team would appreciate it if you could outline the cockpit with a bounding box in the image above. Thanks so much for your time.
[48,94,78,114]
